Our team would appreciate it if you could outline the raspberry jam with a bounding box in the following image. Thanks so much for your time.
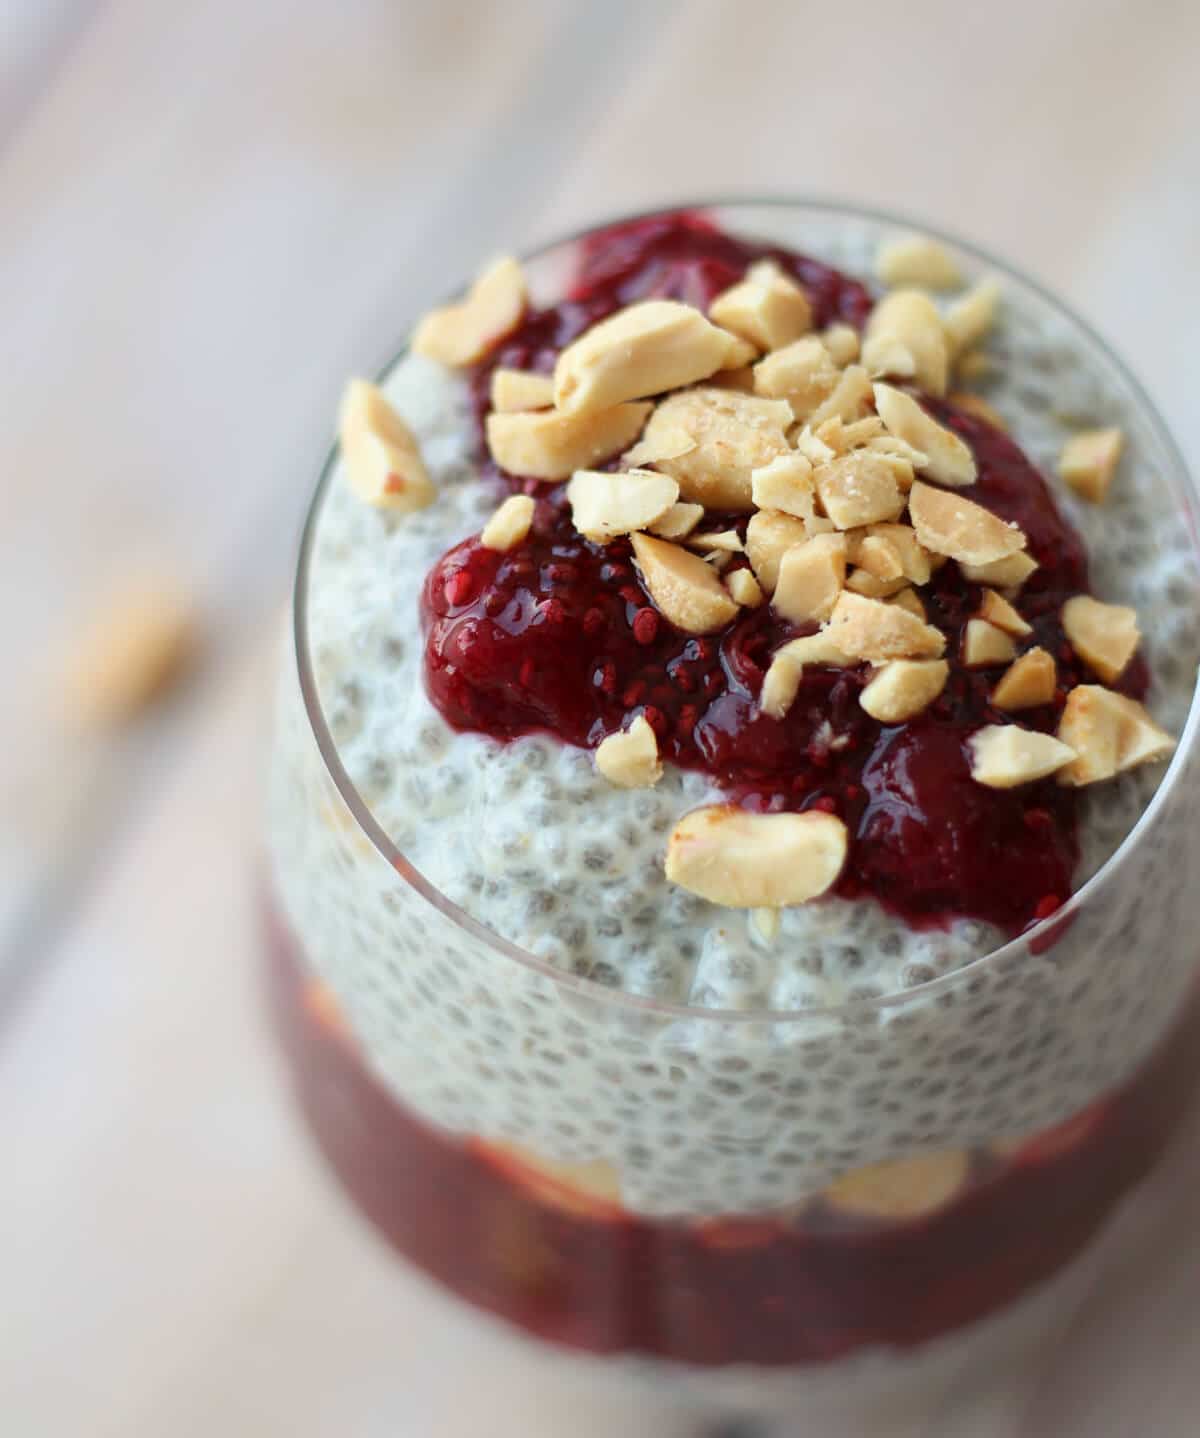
[266,915,1200,1368]
[420,213,1148,936]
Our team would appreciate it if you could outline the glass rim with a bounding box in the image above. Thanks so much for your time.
[291,194,1200,1027]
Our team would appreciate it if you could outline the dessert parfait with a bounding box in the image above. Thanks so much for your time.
[266,204,1200,1419]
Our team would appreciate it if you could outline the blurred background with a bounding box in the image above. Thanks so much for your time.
[2,1,1199,1434]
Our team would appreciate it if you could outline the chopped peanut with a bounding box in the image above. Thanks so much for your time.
[709,260,813,353]
[793,428,834,468]
[824,415,870,453]
[773,534,848,624]
[978,588,1031,636]
[1055,687,1120,785]
[623,425,696,467]
[854,535,905,582]
[820,323,861,366]
[845,568,909,599]
[745,509,811,594]
[867,523,932,585]
[814,451,906,530]
[825,1152,969,1221]
[868,433,929,470]
[339,378,436,511]
[718,332,760,368]
[760,632,855,719]
[759,652,803,720]
[413,255,526,366]
[487,402,652,481]
[648,502,705,540]
[992,648,1056,711]
[888,587,927,620]
[908,482,1026,566]
[753,336,839,419]
[490,368,554,412]
[566,469,679,542]
[594,715,663,789]
[554,300,737,414]
[727,568,764,607]
[875,234,964,291]
[637,387,793,509]
[826,591,946,661]
[64,580,198,727]
[1058,427,1123,504]
[959,552,1038,590]
[665,805,847,908]
[1057,685,1175,785]
[480,494,535,551]
[963,618,1018,667]
[944,278,1001,359]
[1117,700,1178,768]
[859,659,949,722]
[1061,595,1140,683]
[752,907,781,942]
[835,416,887,449]
[750,453,817,521]
[808,365,874,428]
[874,455,917,492]
[776,633,856,668]
[969,725,1077,788]
[862,290,949,396]
[861,337,917,384]
[630,532,739,635]
[813,417,851,452]
[872,383,977,487]
[685,529,743,553]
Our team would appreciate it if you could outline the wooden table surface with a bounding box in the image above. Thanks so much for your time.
[3,2,1199,1433]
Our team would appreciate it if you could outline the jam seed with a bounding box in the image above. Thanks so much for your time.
[583,606,607,637]
[632,607,660,646]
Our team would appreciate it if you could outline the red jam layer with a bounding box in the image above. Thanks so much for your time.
[421,213,1149,936]
[266,909,1200,1368]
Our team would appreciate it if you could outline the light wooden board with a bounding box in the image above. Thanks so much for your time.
[2,1,1199,1433]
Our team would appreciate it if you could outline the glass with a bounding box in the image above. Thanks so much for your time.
[263,201,1200,1430]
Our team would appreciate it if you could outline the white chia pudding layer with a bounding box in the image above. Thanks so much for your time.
[269,210,1200,1219]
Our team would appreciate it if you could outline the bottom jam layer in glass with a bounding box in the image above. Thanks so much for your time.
[265,902,1200,1369]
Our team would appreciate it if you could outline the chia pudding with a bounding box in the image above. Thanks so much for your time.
[266,204,1200,1409]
